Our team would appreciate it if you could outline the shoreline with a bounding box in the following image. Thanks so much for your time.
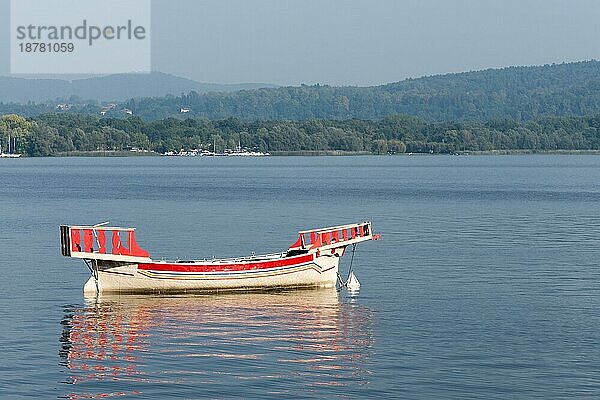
[54,150,159,157]
[34,149,600,158]
[455,149,600,155]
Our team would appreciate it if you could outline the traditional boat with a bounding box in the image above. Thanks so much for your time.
[60,221,380,295]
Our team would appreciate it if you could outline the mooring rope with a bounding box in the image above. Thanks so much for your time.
[336,244,357,291]
[336,271,344,291]
[346,244,356,284]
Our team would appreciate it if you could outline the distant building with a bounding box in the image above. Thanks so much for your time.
[100,103,117,116]
[123,108,133,115]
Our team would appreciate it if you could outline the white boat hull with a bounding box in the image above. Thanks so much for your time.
[84,254,340,295]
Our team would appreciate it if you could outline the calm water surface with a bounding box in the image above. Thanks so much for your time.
[1,155,600,399]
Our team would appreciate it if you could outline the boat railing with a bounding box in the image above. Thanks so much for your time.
[60,224,151,262]
[288,221,379,252]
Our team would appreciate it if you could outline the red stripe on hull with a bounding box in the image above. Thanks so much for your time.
[138,253,314,273]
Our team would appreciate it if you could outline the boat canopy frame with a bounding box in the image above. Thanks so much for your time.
[288,221,379,253]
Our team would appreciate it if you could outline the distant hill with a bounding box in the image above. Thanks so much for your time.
[0,76,72,103]
[123,60,600,122]
[0,72,278,103]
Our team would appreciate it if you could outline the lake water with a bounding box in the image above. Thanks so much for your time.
[1,155,600,399]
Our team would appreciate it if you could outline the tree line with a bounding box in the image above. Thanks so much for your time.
[3,112,600,157]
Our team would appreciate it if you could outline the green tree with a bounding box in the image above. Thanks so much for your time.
[371,139,388,154]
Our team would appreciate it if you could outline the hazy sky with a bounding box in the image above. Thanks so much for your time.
[1,0,599,85]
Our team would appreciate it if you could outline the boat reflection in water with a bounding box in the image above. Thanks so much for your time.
[59,290,374,399]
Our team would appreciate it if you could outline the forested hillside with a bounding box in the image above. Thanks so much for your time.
[2,61,600,122]
[123,61,600,122]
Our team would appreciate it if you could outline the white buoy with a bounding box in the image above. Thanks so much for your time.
[83,276,99,297]
[346,271,361,290]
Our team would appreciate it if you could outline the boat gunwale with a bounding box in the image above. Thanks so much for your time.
[139,251,314,269]
[151,251,300,265]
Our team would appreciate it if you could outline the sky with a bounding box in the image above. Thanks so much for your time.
[1,0,600,86]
